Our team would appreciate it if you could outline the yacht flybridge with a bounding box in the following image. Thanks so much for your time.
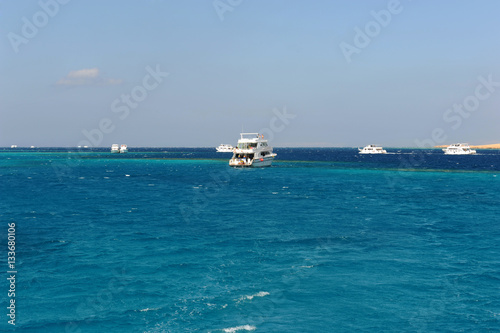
[442,143,476,155]
[358,144,387,154]
[229,133,276,167]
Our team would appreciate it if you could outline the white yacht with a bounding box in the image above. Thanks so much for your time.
[119,144,128,153]
[10,145,17,148]
[442,143,476,155]
[216,144,234,152]
[358,144,387,154]
[111,144,120,153]
[229,133,276,167]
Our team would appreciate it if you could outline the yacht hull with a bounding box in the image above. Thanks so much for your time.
[358,151,386,154]
[443,151,476,155]
[250,155,275,167]
[229,155,275,167]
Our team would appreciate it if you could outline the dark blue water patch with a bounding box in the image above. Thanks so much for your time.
[1,147,499,172]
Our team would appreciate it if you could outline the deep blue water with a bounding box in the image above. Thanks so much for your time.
[1,148,499,332]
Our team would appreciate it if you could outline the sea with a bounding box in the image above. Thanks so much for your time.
[1,147,499,332]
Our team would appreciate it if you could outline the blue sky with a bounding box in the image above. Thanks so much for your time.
[1,0,499,147]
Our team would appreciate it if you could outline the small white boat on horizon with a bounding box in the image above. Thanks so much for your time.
[358,144,387,154]
[216,144,234,152]
[442,143,476,155]
[10,145,17,148]
[229,133,276,167]
[111,144,128,153]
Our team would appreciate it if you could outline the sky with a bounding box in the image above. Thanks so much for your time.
[1,0,499,147]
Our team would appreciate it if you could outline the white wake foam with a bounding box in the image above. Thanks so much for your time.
[239,291,270,302]
[223,325,256,332]
[247,291,269,300]
[139,307,159,312]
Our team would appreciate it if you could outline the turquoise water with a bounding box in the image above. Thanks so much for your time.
[1,148,499,332]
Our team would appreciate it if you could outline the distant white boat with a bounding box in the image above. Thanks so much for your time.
[30,146,35,149]
[111,144,120,153]
[10,145,17,148]
[216,144,234,152]
[229,133,276,167]
[358,144,387,154]
[442,143,476,155]
[119,144,128,153]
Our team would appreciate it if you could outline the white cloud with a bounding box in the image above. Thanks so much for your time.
[67,68,100,79]
[56,68,122,86]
